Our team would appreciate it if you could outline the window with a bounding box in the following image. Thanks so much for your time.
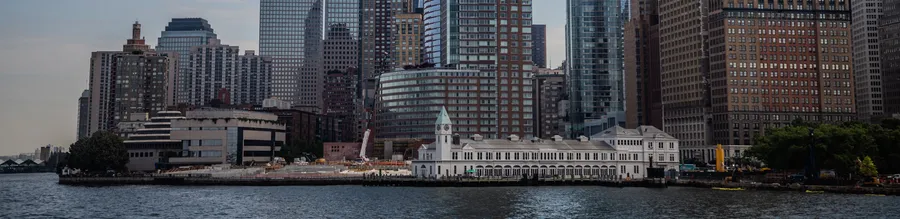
[200,139,222,146]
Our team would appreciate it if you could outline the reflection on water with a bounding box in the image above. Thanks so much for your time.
[1,173,897,218]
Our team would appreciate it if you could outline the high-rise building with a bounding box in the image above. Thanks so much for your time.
[185,39,240,106]
[657,0,711,156]
[155,18,218,104]
[324,69,358,142]
[88,22,177,135]
[359,0,417,110]
[421,0,535,138]
[855,0,889,119]
[323,24,358,72]
[852,0,886,122]
[534,71,565,138]
[77,90,90,140]
[882,0,900,116]
[532,24,547,68]
[706,0,854,156]
[185,40,272,106]
[322,22,361,142]
[376,69,501,140]
[111,52,174,126]
[87,51,120,135]
[566,0,627,137]
[421,0,442,65]
[393,13,423,68]
[259,0,323,109]
[624,0,661,129]
[238,51,273,105]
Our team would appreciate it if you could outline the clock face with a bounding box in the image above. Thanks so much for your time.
[436,125,441,131]
[443,124,450,131]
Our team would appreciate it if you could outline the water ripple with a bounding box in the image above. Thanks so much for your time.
[1,173,898,218]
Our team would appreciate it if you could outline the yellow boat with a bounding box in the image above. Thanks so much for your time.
[865,194,885,197]
[805,190,824,194]
[712,187,745,191]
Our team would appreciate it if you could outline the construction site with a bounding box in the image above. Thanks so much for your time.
[153,129,414,179]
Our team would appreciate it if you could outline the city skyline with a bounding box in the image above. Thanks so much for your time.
[0,0,565,155]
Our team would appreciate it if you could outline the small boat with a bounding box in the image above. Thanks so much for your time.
[865,194,885,197]
[712,187,744,191]
[805,190,824,194]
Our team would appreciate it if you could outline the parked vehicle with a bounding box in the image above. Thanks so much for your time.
[861,177,882,187]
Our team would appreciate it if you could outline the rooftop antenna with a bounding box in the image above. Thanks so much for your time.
[548,53,552,69]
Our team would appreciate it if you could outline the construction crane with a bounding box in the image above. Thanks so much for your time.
[356,129,371,163]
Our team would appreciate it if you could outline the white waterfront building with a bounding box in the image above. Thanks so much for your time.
[414,107,680,179]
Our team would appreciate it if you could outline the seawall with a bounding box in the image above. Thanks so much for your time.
[58,177,899,196]
[58,176,663,188]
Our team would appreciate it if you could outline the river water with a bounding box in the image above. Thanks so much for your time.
[1,173,897,218]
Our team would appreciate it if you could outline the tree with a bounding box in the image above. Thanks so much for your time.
[859,156,879,177]
[278,138,323,162]
[46,152,69,174]
[68,131,129,173]
[748,120,900,175]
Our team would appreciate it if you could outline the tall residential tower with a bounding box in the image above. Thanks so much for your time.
[87,22,176,135]
[566,0,627,137]
[421,0,536,138]
[706,0,855,158]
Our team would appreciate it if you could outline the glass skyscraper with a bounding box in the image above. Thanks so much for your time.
[155,18,217,104]
[422,0,443,65]
[325,0,359,39]
[259,0,323,109]
[566,0,627,137]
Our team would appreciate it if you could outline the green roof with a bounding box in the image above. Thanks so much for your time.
[436,106,452,125]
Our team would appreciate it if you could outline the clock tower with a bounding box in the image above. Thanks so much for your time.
[435,106,453,160]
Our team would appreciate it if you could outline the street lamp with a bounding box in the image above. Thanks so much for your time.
[805,127,817,181]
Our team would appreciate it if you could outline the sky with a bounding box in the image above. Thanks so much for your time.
[0,0,565,156]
